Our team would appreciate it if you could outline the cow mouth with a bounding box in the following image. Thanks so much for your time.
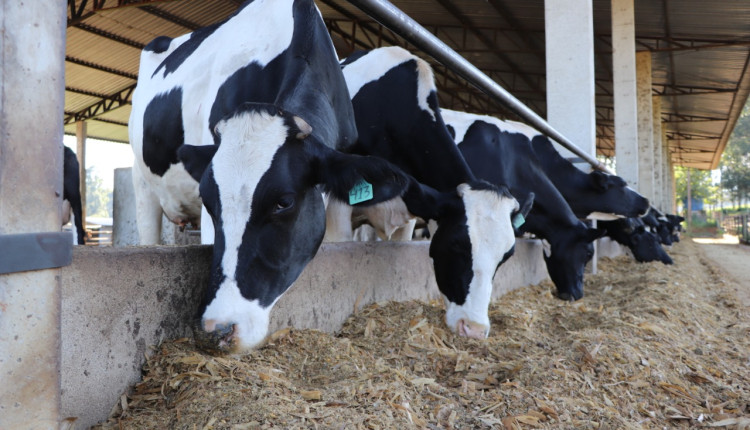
[193,320,237,354]
[556,291,581,301]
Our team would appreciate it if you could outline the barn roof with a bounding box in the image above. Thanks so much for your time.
[65,0,750,170]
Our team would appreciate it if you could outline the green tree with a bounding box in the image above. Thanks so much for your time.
[85,169,113,218]
[721,104,750,209]
[675,167,714,212]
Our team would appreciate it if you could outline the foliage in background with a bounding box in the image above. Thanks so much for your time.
[86,169,113,218]
[721,104,750,209]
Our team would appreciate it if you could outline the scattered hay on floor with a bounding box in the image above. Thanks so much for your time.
[94,241,749,429]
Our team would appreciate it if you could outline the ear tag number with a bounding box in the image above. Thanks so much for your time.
[512,213,526,229]
[349,179,373,205]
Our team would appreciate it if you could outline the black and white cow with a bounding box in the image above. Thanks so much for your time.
[63,145,85,245]
[330,47,532,339]
[598,217,673,264]
[129,0,411,353]
[442,110,604,301]
[528,134,650,220]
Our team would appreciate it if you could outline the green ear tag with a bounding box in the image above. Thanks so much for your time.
[349,179,374,205]
[512,213,526,229]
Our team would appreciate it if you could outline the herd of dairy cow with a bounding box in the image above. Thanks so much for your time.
[63,0,684,353]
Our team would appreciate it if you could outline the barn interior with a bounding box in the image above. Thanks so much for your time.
[1,0,749,428]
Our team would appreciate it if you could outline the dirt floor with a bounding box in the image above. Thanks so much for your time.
[693,235,750,307]
[93,239,749,430]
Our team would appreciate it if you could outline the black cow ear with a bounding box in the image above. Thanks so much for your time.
[314,147,409,207]
[586,227,607,242]
[590,170,610,191]
[177,145,218,182]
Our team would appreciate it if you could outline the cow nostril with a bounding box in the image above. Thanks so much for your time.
[194,321,237,354]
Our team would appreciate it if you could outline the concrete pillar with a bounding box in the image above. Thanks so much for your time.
[544,0,603,270]
[612,0,639,189]
[544,0,597,162]
[636,51,654,200]
[652,96,663,210]
[662,128,671,211]
[0,1,66,428]
[76,121,87,226]
[669,156,677,213]
[113,168,138,246]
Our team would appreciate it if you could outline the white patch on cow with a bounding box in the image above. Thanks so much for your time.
[201,278,279,351]
[542,238,552,258]
[201,204,214,244]
[441,108,540,144]
[342,46,437,121]
[203,110,288,349]
[586,212,625,221]
[129,0,296,244]
[443,184,519,339]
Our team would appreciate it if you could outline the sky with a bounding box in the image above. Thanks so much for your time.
[63,135,134,190]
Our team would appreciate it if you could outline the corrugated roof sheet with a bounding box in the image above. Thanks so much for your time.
[65,0,750,170]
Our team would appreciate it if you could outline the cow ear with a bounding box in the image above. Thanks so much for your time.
[177,144,218,182]
[585,227,607,242]
[590,171,611,191]
[511,192,534,233]
[314,147,410,207]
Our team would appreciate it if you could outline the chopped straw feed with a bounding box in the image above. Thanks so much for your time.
[94,240,749,429]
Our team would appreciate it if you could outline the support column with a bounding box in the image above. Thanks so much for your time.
[636,51,654,200]
[545,0,602,270]
[662,129,671,211]
[612,0,639,189]
[76,121,87,227]
[0,1,66,428]
[545,0,597,161]
[652,96,663,210]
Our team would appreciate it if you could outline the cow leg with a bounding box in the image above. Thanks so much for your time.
[200,204,214,244]
[324,196,354,242]
[132,163,163,245]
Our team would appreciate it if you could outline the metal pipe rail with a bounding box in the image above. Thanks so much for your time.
[345,0,615,175]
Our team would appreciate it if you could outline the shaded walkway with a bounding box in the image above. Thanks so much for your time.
[693,234,750,306]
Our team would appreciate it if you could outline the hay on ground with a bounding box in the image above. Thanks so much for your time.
[94,240,750,429]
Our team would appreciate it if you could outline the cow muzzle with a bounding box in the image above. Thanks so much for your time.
[193,320,237,354]
[457,319,490,339]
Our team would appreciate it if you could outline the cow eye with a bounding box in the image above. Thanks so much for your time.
[273,195,295,214]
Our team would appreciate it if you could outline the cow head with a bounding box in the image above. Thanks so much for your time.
[407,181,533,339]
[542,225,605,301]
[629,226,673,264]
[583,171,650,219]
[179,103,409,353]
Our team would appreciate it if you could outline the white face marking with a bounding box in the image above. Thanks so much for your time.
[343,46,437,120]
[542,238,552,258]
[586,211,625,221]
[441,109,540,144]
[203,110,289,350]
[443,185,519,337]
[202,278,280,351]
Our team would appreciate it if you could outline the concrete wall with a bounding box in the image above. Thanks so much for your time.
[61,239,549,428]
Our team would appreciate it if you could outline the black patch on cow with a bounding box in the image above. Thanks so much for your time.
[144,35,173,54]
[345,59,475,190]
[142,88,184,176]
[446,124,456,140]
[63,146,85,244]
[340,50,369,66]
[151,21,225,78]
[429,204,473,305]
